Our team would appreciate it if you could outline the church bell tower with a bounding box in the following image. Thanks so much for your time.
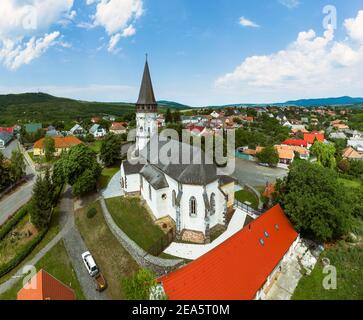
[135,57,158,151]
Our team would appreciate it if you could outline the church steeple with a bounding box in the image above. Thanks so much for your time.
[136,57,157,112]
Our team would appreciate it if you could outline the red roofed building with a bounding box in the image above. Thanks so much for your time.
[282,139,308,148]
[186,125,207,136]
[0,127,14,134]
[303,131,325,146]
[34,136,82,157]
[159,204,299,300]
[17,269,76,300]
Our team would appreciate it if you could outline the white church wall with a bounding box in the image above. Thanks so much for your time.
[120,164,141,194]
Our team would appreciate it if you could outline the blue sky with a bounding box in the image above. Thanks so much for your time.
[0,0,363,106]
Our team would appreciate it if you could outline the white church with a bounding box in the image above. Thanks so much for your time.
[120,60,235,244]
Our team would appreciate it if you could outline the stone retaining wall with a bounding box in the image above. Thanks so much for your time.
[99,197,184,276]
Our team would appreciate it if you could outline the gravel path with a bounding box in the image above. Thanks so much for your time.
[61,188,108,300]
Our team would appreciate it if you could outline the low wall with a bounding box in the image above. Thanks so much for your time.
[244,184,264,210]
[99,197,184,276]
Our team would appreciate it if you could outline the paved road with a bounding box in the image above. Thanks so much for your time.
[0,140,36,226]
[61,188,108,300]
[232,158,288,187]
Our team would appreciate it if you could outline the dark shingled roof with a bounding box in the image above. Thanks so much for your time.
[139,138,218,186]
[219,175,237,186]
[136,60,157,106]
[140,164,169,190]
[122,161,144,175]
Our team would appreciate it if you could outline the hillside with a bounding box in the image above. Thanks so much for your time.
[157,100,192,110]
[282,96,363,107]
[0,93,190,126]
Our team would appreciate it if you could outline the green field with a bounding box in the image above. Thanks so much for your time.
[75,201,139,300]
[99,166,120,189]
[235,189,260,210]
[105,197,165,253]
[292,241,363,300]
[0,241,85,300]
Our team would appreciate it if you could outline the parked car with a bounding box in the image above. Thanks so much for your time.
[258,163,270,167]
[94,273,108,292]
[81,251,99,277]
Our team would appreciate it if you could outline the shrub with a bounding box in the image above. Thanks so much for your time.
[87,207,97,219]
[0,206,29,241]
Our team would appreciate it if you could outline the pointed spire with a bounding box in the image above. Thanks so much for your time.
[136,57,157,106]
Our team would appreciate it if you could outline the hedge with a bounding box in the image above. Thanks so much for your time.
[0,228,47,278]
[0,206,29,241]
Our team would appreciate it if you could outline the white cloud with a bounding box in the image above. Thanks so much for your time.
[0,32,60,70]
[239,17,259,28]
[279,0,300,9]
[215,11,363,102]
[91,0,142,52]
[344,10,363,43]
[0,0,74,69]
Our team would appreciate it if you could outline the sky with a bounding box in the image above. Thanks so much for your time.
[0,0,363,106]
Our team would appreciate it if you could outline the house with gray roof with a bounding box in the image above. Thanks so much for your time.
[0,132,12,149]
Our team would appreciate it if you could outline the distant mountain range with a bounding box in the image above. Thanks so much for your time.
[206,96,363,109]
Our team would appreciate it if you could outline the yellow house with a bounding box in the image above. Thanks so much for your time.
[33,136,82,157]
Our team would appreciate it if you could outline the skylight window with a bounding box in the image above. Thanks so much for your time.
[259,238,265,246]
[275,224,279,231]
[264,231,269,238]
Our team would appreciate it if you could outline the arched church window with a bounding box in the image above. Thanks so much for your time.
[121,177,124,188]
[189,197,197,217]
[172,190,176,207]
[140,176,143,190]
[140,127,143,132]
[162,193,167,200]
[210,193,216,215]
[149,184,152,201]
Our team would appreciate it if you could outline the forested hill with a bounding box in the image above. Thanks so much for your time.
[0,93,190,126]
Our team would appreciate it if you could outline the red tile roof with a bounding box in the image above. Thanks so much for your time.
[159,205,298,300]
[187,125,206,133]
[17,270,76,300]
[0,127,14,134]
[34,136,82,149]
[282,139,308,148]
[303,131,325,144]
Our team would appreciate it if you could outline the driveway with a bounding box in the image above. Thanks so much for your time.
[61,188,108,300]
[0,139,19,159]
[232,158,288,187]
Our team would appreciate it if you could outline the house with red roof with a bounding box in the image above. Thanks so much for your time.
[17,269,76,300]
[0,127,14,134]
[158,204,299,300]
[282,139,308,148]
[303,131,325,147]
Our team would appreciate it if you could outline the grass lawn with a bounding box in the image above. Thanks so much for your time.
[0,214,39,268]
[99,166,120,189]
[0,240,85,300]
[0,206,60,285]
[292,241,363,300]
[75,200,139,300]
[338,178,361,189]
[209,224,226,243]
[235,189,259,210]
[105,197,165,254]
[88,140,102,153]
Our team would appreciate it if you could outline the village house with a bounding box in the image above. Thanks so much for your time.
[342,147,363,161]
[303,131,325,147]
[69,124,86,136]
[0,132,12,149]
[25,123,42,134]
[33,136,82,157]
[332,123,349,131]
[158,204,299,300]
[91,117,100,124]
[17,269,76,300]
[89,124,107,138]
[0,127,14,134]
[347,136,363,152]
[109,122,127,135]
[45,125,59,137]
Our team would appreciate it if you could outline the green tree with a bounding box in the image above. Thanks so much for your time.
[0,153,11,192]
[9,150,26,183]
[256,146,279,167]
[44,136,55,161]
[275,161,353,242]
[311,141,336,169]
[30,169,54,230]
[54,144,101,196]
[172,110,181,123]
[100,133,122,166]
[122,269,165,300]
[165,108,173,123]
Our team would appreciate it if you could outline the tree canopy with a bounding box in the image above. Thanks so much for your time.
[100,133,122,167]
[311,141,336,169]
[275,161,353,242]
[256,146,279,167]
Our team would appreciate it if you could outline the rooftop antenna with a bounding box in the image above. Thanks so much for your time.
[145,53,148,62]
